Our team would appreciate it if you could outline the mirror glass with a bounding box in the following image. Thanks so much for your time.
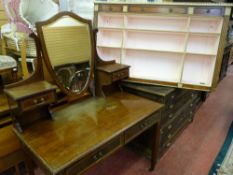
[41,15,92,94]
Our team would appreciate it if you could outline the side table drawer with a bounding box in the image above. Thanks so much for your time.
[112,69,129,82]
[19,92,55,112]
[125,111,160,143]
[66,135,122,175]
[99,4,123,12]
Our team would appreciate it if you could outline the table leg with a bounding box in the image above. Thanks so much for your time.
[149,122,161,171]
[24,154,35,175]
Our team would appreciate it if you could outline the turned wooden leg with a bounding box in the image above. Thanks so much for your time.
[149,122,161,171]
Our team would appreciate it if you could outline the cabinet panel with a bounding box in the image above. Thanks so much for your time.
[181,54,216,86]
[126,15,188,32]
[122,50,183,83]
[98,13,124,28]
[97,29,123,48]
[186,34,220,55]
[124,31,186,52]
[189,17,223,34]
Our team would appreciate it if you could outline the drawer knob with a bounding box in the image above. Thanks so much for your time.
[190,103,193,107]
[169,104,174,109]
[171,95,175,99]
[40,97,45,102]
[98,151,104,157]
[168,134,172,139]
[33,99,38,104]
[169,114,173,118]
[166,142,171,147]
[168,125,172,130]
[93,155,98,161]
[140,123,146,129]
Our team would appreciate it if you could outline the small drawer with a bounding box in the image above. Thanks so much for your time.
[66,135,122,175]
[112,69,129,82]
[125,111,160,143]
[194,7,224,16]
[19,92,55,112]
[99,4,123,12]
[128,5,187,14]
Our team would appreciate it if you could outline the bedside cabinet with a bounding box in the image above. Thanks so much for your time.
[4,81,57,132]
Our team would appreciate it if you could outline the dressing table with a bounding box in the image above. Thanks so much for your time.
[4,12,163,175]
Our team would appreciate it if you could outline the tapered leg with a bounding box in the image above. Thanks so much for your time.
[149,122,161,171]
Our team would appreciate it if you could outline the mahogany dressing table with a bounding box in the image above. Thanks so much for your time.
[4,12,163,175]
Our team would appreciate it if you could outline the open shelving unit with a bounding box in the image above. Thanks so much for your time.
[96,5,226,90]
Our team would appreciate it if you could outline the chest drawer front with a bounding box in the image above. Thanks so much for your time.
[125,111,160,143]
[112,69,129,82]
[99,5,123,12]
[19,92,55,112]
[128,5,187,14]
[194,7,224,16]
[66,135,122,175]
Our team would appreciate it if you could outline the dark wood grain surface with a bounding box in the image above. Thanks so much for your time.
[14,92,163,174]
[5,81,57,100]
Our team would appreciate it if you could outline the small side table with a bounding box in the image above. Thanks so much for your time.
[96,63,130,96]
[4,81,57,132]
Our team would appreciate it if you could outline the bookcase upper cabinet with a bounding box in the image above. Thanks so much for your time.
[94,1,233,91]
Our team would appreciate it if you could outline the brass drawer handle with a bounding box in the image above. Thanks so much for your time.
[33,99,38,104]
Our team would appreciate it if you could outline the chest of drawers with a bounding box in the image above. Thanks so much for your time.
[121,82,203,158]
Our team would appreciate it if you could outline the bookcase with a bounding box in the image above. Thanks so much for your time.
[94,1,232,91]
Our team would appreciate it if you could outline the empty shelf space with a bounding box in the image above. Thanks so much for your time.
[98,13,124,28]
[97,47,121,63]
[186,34,220,55]
[122,50,183,83]
[126,15,189,32]
[181,54,216,86]
[189,17,223,33]
[97,29,123,48]
[124,31,186,53]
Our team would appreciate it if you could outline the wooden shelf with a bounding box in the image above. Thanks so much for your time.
[97,29,123,48]
[126,15,189,32]
[186,34,220,56]
[181,54,216,87]
[124,47,184,54]
[98,13,124,28]
[189,17,223,34]
[122,50,183,83]
[95,8,226,91]
[124,31,186,53]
